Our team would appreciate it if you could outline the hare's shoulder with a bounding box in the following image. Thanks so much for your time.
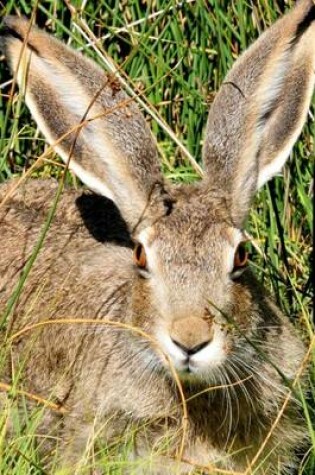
[0,178,132,243]
[0,178,133,318]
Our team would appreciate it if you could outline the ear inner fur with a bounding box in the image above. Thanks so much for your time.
[0,15,168,231]
[202,0,315,226]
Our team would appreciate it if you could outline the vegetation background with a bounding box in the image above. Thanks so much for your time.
[0,0,313,473]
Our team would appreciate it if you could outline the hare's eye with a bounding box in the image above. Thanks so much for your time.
[133,243,147,269]
[232,242,248,277]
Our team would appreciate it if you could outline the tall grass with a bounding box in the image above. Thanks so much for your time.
[0,0,314,473]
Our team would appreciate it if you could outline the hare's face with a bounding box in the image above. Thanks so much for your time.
[132,187,249,383]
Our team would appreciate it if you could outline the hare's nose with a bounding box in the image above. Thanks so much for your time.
[171,338,210,356]
[170,316,214,356]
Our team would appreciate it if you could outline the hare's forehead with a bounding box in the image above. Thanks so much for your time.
[137,221,242,257]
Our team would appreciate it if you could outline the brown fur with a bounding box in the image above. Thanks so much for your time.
[0,2,314,473]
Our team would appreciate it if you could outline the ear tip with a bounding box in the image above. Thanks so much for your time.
[0,17,18,54]
[0,16,42,58]
[2,14,30,28]
[0,15,32,43]
[293,1,315,44]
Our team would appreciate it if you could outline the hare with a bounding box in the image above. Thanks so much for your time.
[0,1,314,474]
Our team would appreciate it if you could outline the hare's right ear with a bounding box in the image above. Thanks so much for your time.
[202,0,315,227]
[0,16,168,231]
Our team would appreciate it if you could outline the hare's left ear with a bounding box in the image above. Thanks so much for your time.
[202,0,315,226]
[0,16,168,232]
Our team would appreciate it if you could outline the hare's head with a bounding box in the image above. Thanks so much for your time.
[1,1,314,384]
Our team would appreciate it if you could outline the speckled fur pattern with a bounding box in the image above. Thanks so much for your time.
[0,1,314,474]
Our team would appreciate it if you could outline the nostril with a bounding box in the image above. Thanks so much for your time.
[171,338,189,355]
[171,338,210,356]
[188,340,210,356]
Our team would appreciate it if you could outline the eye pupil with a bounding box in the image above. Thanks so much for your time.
[239,246,245,262]
[234,243,248,269]
[135,244,142,261]
[134,243,147,269]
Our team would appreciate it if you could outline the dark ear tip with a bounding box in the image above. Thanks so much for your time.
[0,16,24,41]
[0,18,17,53]
[292,2,315,45]
[0,15,35,38]
[0,16,40,56]
[0,28,23,44]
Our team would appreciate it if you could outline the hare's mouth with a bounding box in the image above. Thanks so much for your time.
[156,329,227,382]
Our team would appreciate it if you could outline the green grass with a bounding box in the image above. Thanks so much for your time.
[0,0,314,474]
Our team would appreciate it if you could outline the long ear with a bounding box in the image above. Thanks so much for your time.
[202,0,315,226]
[0,16,168,231]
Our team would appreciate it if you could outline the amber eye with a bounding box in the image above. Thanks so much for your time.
[133,243,147,269]
[233,242,248,270]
